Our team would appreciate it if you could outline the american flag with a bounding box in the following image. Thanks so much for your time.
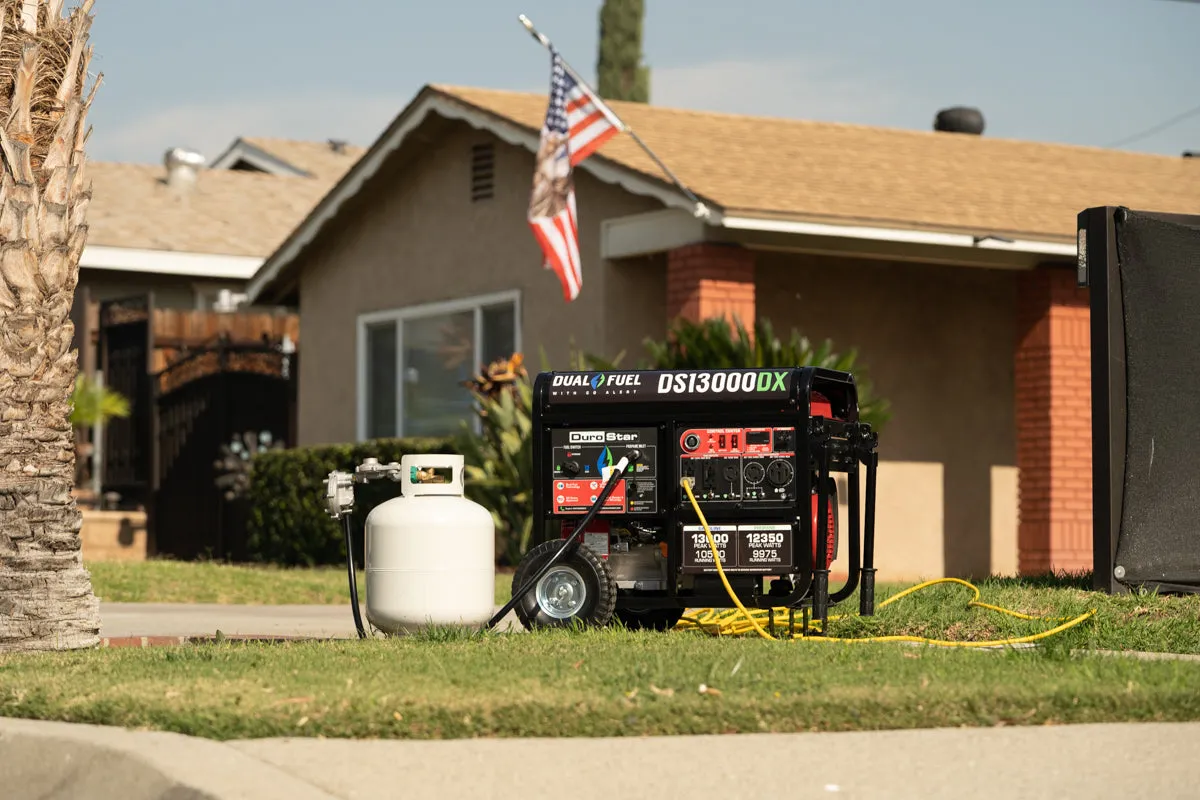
[527,49,624,302]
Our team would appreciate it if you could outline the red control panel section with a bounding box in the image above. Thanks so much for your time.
[678,426,796,457]
[551,478,627,514]
[677,426,798,504]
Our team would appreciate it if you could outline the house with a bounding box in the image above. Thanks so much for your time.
[243,84,1200,582]
[72,138,365,560]
[73,137,364,361]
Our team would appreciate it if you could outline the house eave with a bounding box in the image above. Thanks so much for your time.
[245,87,707,305]
[80,245,264,280]
[601,208,1078,269]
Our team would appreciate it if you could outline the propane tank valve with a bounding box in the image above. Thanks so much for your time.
[324,470,355,520]
[326,459,413,520]
[356,458,404,481]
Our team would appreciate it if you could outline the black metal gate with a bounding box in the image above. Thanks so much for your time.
[97,293,298,561]
[152,342,297,561]
[98,295,155,508]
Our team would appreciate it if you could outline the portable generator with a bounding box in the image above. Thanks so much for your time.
[497,366,880,635]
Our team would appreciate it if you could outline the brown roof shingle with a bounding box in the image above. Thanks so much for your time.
[86,160,335,257]
[434,85,1200,242]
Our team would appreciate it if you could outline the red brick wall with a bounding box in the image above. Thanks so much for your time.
[666,243,755,329]
[1015,266,1092,574]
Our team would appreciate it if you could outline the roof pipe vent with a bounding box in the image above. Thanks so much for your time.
[164,147,206,192]
[934,107,985,136]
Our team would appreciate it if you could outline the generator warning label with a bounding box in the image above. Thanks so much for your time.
[552,479,627,514]
[559,521,611,559]
[681,523,794,574]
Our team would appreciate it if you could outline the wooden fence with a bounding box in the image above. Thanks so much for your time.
[148,308,300,372]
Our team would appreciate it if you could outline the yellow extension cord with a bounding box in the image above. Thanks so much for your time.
[676,479,1096,647]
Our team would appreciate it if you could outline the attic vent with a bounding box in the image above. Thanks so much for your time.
[471,143,495,202]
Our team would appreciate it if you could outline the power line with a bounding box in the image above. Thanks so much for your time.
[1101,0,1199,148]
[1105,102,1200,148]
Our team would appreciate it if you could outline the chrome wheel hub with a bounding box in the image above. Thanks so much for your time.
[536,566,587,619]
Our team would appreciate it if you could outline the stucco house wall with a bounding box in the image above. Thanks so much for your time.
[755,253,1020,579]
[294,121,663,446]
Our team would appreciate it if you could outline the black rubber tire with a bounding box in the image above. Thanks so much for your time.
[511,540,617,630]
[614,606,685,632]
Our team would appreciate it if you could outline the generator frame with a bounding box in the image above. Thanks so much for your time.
[530,366,880,633]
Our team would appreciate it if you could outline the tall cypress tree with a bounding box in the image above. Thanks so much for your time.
[596,0,650,103]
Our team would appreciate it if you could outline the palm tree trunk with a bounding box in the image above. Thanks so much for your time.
[0,0,101,651]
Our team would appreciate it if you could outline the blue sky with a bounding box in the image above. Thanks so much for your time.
[86,0,1199,164]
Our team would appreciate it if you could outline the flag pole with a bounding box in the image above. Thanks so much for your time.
[518,14,712,220]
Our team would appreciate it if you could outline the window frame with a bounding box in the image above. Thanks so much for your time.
[355,289,522,441]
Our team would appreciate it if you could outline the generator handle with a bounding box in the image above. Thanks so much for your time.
[859,446,879,616]
[830,423,878,605]
[829,460,861,604]
[812,439,832,630]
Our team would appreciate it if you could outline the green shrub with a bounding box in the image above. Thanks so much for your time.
[455,375,532,567]
[454,354,536,566]
[244,437,458,566]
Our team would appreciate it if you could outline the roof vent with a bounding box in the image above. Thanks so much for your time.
[471,143,495,202]
[934,107,985,136]
[1184,151,1198,159]
[328,139,348,154]
[164,147,206,191]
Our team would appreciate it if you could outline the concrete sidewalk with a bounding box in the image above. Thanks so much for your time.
[97,604,1200,665]
[99,602,523,641]
[3,717,1198,800]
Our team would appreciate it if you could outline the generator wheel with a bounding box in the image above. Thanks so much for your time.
[615,607,684,632]
[511,540,616,630]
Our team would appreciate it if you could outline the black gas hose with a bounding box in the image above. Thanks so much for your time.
[343,514,368,639]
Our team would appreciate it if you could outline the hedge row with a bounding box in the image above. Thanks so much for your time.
[244,437,460,566]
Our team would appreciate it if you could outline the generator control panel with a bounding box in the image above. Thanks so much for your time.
[676,426,798,505]
[549,427,658,515]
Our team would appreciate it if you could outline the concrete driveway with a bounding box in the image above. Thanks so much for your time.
[98,602,523,641]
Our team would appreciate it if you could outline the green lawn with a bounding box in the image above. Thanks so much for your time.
[86,559,514,607]
[1,627,1197,741]
[87,561,1200,656]
[792,574,1200,656]
[4,566,1198,740]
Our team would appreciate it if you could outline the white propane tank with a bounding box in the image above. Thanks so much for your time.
[363,454,495,634]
